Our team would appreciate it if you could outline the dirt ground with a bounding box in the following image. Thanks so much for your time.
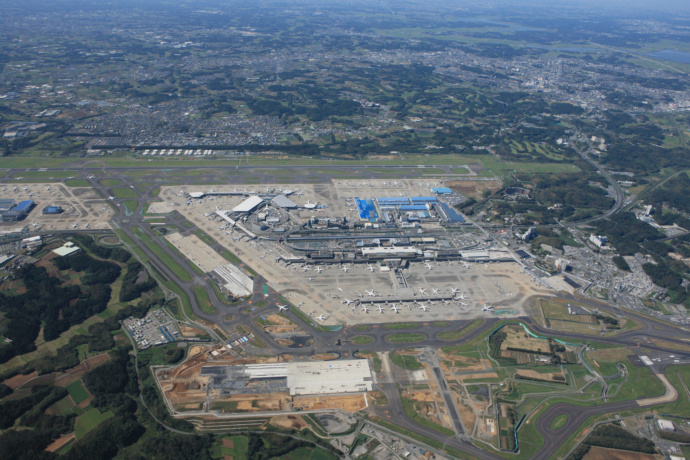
[588,348,634,362]
[582,446,661,460]
[446,180,501,199]
[405,390,436,402]
[265,325,300,334]
[180,325,207,338]
[44,433,75,453]
[515,369,564,382]
[188,345,208,357]
[456,397,476,434]
[270,415,308,431]
[293,394,367,413]
[3,371,39,389]
[457,371,499,381]
[309,353,339,361]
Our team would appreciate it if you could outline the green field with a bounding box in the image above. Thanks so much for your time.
[550,414,568,430]
[74,408,114,439]
[275,447,339,460]
[194,286,217,314]
[351,335,374,345]
[122,200,138,213]
[436,319,483,341]
[218,435,248,460]
[383,322,419,330]
[65,379,89,404]
[49,395,77,415]
[385,333,426,343]
[111,187,140,199]
[390,353,424,370]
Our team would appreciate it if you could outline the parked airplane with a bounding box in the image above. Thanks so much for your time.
[277,305,288,311]
[377,306,385,314]
[425,263,434,270]
[432,288,440,295]
[72,223,78,228]
[391,305,400,313]
[361,306,369,313]
[462,262,471,269]
[418,287,427,295]
[459,302,468,307]
[366,290,376,297]
[315,314,327,321]
[315,266,323,273]
[306,277,314,281]
[483,304,493,311]
[457,293,467,300]
[343,298,355,305]
[341,266,349,272]
[367,264,376,272]
[302,265,310,271]
[451,288,459,294]
[418,304,430,311]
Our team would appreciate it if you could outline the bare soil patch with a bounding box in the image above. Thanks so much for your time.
[583,446,660,460]
[446,180,501,199]
[44,433,75,453]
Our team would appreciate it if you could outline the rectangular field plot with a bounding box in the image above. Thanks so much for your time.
[66,380,89,404]
[74,408,114,439]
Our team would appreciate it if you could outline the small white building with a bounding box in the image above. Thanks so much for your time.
[657,419,675,431]
[589,234,607,248]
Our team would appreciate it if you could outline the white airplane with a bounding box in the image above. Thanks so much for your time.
[484,264,489,269]
[72,223,78,228]
[87,175,95,179]
[459,302,468,307]
[278,305,288,311]
[108,196,115,200]
[315,266,323,273]
[341,266,349,272]
[425,263,434,270]
[457,293,467,300]
[361,306,369,313]
[343,298,355,305]
[84,223,89,228]
[418,304,430,311]
[391,305,400,313]
[337,287,343,292]
[418,287,427,295]
[463,262,471,269]
[367,264,376,272]
[315,314,327,321]
[483,304,493,311]
[306,277,314,281]
[432,288,440,295]
[377,305,385,314]
[451,288,460,294]
[302,266,310,271]
[366,289,376,297]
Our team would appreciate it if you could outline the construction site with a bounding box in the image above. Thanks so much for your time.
[155,345,371,416]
